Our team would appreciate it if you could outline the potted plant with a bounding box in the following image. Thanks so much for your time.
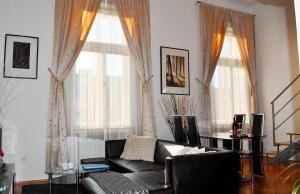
[277,163,300,194]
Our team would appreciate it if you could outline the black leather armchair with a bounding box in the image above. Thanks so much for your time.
[166,151,240,194]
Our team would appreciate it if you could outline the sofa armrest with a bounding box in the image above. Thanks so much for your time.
[105,139,126,158]
[166,151,239,194]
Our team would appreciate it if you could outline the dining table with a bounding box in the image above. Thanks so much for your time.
[199,131,265,176]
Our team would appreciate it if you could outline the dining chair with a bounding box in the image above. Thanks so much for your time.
[172,115,186,144]
[238,113,265,187]
[185,115,201,147]
[249,114,265,176]
[232,114,246,134]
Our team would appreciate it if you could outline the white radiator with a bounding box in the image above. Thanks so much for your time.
[67,136,105,164]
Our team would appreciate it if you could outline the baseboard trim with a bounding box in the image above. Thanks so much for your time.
[16,179,48,185]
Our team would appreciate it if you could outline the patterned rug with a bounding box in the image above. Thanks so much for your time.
[22,184,83,194]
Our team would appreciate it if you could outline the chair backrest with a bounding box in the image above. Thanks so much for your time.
[232,114,246,129]
[185,115,201,147]
[172,115,186,143]
[250,113,264,137]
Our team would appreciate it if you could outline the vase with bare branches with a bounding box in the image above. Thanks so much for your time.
[0,69,20,150]
[160,95,199,139]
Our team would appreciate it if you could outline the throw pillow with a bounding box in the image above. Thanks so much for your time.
[177,147,206,155]
[120,135,156,162]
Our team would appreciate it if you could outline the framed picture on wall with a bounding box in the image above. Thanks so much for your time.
[160,46,190,95]
[3,34,39,79]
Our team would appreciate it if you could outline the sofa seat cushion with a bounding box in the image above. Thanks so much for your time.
[109,158,165,172]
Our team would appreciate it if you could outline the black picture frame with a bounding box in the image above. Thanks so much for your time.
[160,46,190,95]
[3,34,39,79]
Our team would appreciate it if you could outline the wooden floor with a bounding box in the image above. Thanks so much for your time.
[14,158,299,194]
[240,158,299,194]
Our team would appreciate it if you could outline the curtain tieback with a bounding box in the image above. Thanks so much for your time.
[195,78,209,93]
[48,68,64,92]
[250,85,256,96]
[143,74,154,88]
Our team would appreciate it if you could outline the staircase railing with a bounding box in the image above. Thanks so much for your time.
[271,74,300,146]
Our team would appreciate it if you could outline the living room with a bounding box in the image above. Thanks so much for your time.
[0,0,300,193]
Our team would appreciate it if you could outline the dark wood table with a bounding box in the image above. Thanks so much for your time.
[199,132,265,176]
[2,163,15,194]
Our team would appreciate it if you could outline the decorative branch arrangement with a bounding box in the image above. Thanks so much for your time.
[159,95,199,138]
[0,69,20,123]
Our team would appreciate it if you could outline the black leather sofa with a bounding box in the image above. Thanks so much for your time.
[81,139,240,194]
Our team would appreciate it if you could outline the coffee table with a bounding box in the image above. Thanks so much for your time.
[45,164,109,194]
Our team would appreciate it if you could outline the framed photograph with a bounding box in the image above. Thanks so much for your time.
[160,46,190,95]
[3,34,39,79]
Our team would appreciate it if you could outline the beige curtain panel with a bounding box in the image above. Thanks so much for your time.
[230,11,257,113]
[200,3,229,133]
[46,0,100,169]
[113,0,156,137]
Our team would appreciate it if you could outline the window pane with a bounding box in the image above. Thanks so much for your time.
[219,28,241,60]
[86,13,127,45]
[106,54,123,76]
[66,6,138,140]
[76,51,103,73]
[105,54,131,127]
[210,26,250,130]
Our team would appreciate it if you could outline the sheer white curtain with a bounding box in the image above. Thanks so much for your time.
[64,0,140,163]
[210,24,251,131]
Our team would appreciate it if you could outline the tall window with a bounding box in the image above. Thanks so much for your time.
[65,4,139,139]
[210,24,251,130]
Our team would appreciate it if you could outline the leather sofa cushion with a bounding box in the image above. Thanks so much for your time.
[109,158,165,172]
[105,139,126,158]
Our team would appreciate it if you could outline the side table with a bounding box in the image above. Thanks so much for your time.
[1,163,15,194]
[45,164,109,194]
[45,167,80,194]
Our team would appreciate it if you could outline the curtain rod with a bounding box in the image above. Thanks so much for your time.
[195,1,256,17]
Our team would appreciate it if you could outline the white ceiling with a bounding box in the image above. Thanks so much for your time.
[228,0,289,7]
[230,0,259,7]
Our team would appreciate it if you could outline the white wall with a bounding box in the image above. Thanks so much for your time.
[294,0,300,69]
[0,0,253,181]
[255,2,300,151]
[0,0,296,181]
[0,0,54,181]
[150,0,254,141]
